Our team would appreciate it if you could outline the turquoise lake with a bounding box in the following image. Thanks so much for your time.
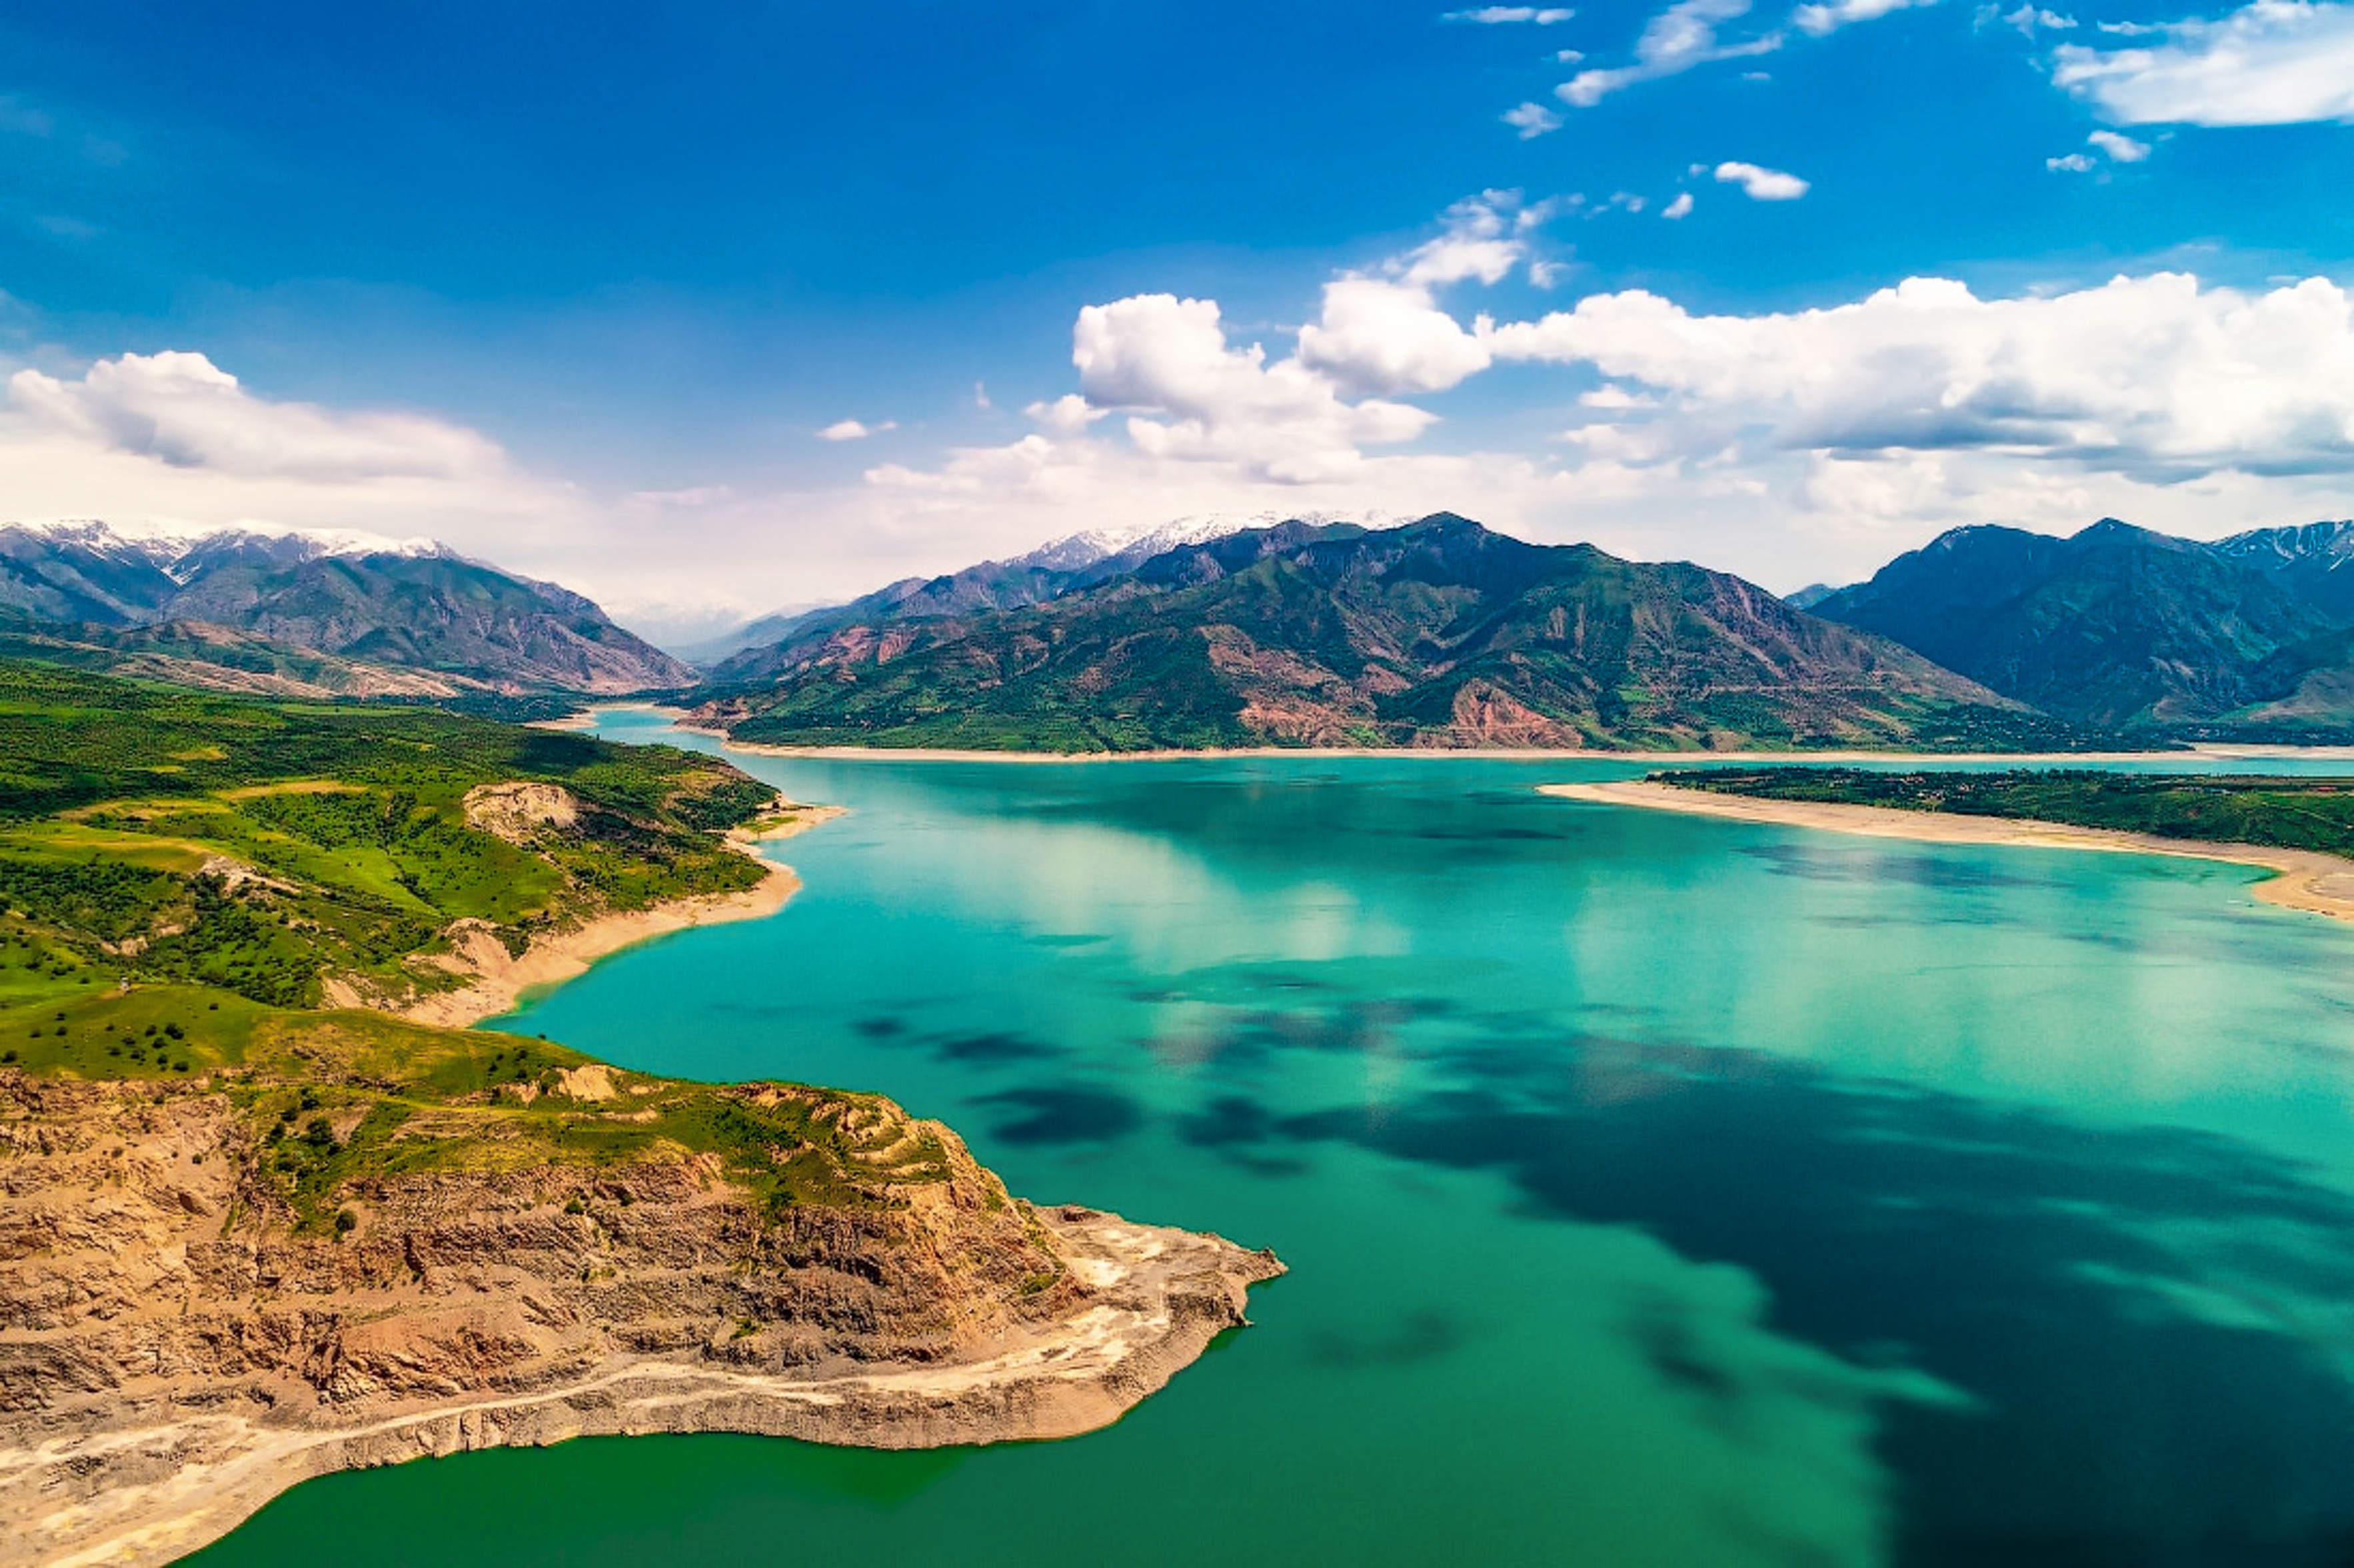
[197,720,2354,1566]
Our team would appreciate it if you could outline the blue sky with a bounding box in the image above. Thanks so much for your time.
[3,0,2353,634]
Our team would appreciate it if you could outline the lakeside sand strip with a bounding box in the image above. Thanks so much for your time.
[400,802,846,1030]
[13,1207,1283,1568]
[1546,780,2354,923]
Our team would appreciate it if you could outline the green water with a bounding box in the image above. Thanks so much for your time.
[197,726,2354,1566]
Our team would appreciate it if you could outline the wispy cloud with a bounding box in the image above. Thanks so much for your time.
[1663,192,1696,218]
[1714,161,1810,199]
[2087,128,2150,161]
[1443,5,1576,21]
[817,418,897,441]
[1558,0,1779,107]
[2053,0,2354,126]
[1793,0,1938,38]
[1503,101,1564,137]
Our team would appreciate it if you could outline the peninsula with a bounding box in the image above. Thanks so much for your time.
[0,662,1281,1566]
[1550,769,2354,921]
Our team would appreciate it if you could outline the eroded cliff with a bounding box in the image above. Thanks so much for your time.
[0,1024,1280,1567]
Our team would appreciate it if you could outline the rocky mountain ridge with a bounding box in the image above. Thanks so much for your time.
[692,513,2043,752]
[0,520,691,696]
[1807,516,2354,732]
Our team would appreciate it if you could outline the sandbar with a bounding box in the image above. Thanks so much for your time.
[1546,779,2354,923]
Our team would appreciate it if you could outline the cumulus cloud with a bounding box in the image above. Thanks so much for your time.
[1444,5,1575,19]
[1071,295,1434,482]
[2053,1,2354,126]
[1714,161,1810,199]
[816,418,894,440]
[1793,0,1937,37]
[1558,0,1779,107]
[8,351,505,482]
[1504,101,1564,137]
[2047,151,2097,171]
[2087,128,2151,160]
[1483,271,2354,478]
[1663,192,1696,218]
[1294,192,1536,398]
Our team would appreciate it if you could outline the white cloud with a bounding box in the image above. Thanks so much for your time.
[2046,151,2097,171]
[1663,192,1696,218]
[1504,100,1564,137]
[1482,272,2354,478]
[1714,161,1810,199]
[1296,193,1534,397]
[1793,0,1937,37]
[816,418,895,440]
[1072,294,1434,482]
[1558,0,1779,107]
[8,351,505,482]
[1443,5,1575,19]
[2053,1,2354,126]
[2087,128,2151,161]
[626,484,734,507]
[1983,3,2076,34]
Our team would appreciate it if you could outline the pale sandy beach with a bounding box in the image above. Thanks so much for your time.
[1547,779,2354,923]
[399,801,845,1028]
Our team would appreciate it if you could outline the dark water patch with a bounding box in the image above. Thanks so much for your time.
[1170,1092,1312,1176]
[1734,842,2049,892]
[1273,1040,2354,1561]
[850,1016,910,1039]
[973,1084,1145,1146]
[1303,1308,1465,1370]
[928,1030,1064,1066]
[1028,933,1108,948]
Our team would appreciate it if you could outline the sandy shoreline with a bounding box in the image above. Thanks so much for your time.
[555,704,2354,766]
[399,802,845,1029]
[1547,780,2354,922]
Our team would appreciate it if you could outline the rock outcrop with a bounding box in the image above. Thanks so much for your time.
[0,1071,1282,1567]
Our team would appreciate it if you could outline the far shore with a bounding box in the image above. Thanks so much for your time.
[1547,779,2354,923]
[547,705,2354,767]
[397,802,845,1029]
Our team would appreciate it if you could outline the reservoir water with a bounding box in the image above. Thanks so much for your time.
[197,722,2354,1565]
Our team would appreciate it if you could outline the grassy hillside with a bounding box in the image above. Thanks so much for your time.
[0,659,952,1251]
[0,658,776,1010]
[1665,767,2354,856]
[1,990,948,1232]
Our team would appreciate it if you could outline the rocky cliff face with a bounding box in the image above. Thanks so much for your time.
[0,1069,1281,1567]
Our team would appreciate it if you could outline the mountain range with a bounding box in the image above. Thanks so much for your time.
[1808,517,2354,735]
[0,522,691,697]
[14,508,2354,751]
[690,514,2045,751]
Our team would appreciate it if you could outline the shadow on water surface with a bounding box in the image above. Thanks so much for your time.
[1198,1023,2354,1567]
[973,1084,1146,1145]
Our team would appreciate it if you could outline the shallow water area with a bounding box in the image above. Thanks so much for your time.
[197,720,2354,1566]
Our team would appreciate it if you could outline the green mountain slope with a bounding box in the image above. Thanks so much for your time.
[694,514,2049,752]
[1809,519,2340,729]
[0,523,692,696]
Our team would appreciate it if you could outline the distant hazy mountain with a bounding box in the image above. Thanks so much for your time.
[1783,583,1837,610]
[1806,519,2345,729]
[692,514,2034,752]
[695,514,1266,672]
[0,521,692,695]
